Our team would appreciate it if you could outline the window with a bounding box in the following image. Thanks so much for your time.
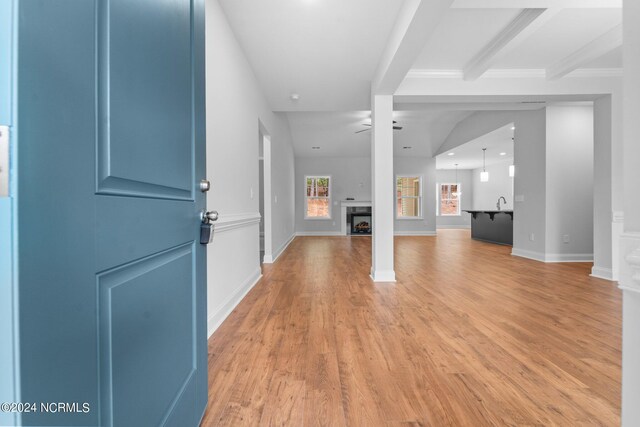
[440,183,460,216]
[396,176,422,218]
[305,176,331,219]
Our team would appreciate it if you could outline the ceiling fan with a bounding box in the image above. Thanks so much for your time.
[355,120,403,134]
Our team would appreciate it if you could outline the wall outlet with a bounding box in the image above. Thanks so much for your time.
[529,233,535,241]
[563,234,570,244]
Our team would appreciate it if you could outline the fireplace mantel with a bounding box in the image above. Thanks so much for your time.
[340,200,372,235]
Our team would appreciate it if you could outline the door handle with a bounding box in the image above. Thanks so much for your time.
[201,210,219,223]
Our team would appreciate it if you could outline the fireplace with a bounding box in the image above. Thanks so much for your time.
[350,214,372,234]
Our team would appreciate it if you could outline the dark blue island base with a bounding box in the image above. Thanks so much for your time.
[464,210,513,246]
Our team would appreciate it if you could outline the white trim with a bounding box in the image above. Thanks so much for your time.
[262,133,273,263]
[394,230,437,236]
[207,267,262,337]
[613,211,624,223]
[264,233,295,264]
[370,270,396,282]
[568,68,623,78]
[213,212,261,234]
[295,231,343,236]
[544,253,594,263]
[405,68,623,80]
[436,225,471,229]
[619,232,640,294]
[511,248,594,263]
[511,248,547,262]
[590,266,614,281]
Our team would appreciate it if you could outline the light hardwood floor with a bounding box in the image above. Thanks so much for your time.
[202,230,621,426]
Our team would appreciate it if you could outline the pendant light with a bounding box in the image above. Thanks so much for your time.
[452,163,462,197]
[480,148,489,182]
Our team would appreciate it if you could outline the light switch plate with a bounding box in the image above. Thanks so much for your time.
[0,126,8,197]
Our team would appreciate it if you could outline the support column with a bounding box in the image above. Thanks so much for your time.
[371,95,395,282]
[621,1,640,425]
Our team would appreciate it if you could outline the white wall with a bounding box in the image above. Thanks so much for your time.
[435,169,472,228]
[471,160,514,211]
[621,4,640,425]
[205,0,295,336]
[394,157,437,235]
[545,104,594,260]
[295,156,371,234]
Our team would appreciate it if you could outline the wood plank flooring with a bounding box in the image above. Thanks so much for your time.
[202,230,621,426]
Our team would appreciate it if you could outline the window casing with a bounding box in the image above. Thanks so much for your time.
[439,183,461,216]
[396,176,422,219]
[305,176,331,219]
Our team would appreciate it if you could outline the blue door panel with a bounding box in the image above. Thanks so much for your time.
[99,0,193,197]
[15,0,207,425]
[98,243,195,427]
[18,2,99,425]
[96,196,196,272]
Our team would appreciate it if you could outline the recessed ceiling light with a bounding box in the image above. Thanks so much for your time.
[403,146,412,149]
[500,152,507,156]
[447,152,455,156]
[511,126,515,130]
[290,93,300,101]
[311,146,320,149]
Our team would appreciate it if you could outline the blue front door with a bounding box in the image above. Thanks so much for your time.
[15,0,207,426]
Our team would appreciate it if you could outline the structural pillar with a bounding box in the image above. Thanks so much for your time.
[371,94,395,282]
[621,1,640,425]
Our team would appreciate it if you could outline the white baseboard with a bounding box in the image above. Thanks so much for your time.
[295,231,343,236]
[436,225,471,229]
[265,233,295,264]
[207,267,262,338]
[512,248,594,263]
[370,269,396,282]
[394,230,437,236]
[545,253,594,263]
[511,248,546,262]
[590,266,614,281]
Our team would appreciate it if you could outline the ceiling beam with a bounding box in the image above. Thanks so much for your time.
[372,0,454,95]
[452,0,621,8]
[546,24,623,80]
[463,8,559,81]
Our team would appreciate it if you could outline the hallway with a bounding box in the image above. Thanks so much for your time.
[203,231,621,426]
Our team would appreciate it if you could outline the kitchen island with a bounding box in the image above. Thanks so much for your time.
[463,210,513,246]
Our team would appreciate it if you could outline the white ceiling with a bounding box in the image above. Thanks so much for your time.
[413,8,523,69]
[288,110,471,158]
[219,0,622,159]
[412,7,622,71]
[494,9,622,69]
[436,124,514,170]
[218,0,405,112]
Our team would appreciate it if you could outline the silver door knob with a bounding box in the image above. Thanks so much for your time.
[201,210,219,223]
[199,179,211,192]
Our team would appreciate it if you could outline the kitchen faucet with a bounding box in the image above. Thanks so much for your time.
[496,196,507,210]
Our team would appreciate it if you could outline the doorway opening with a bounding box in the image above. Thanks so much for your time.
[259,124,273,263]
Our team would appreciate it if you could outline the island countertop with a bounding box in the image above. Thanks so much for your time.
[463,210,513,245]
